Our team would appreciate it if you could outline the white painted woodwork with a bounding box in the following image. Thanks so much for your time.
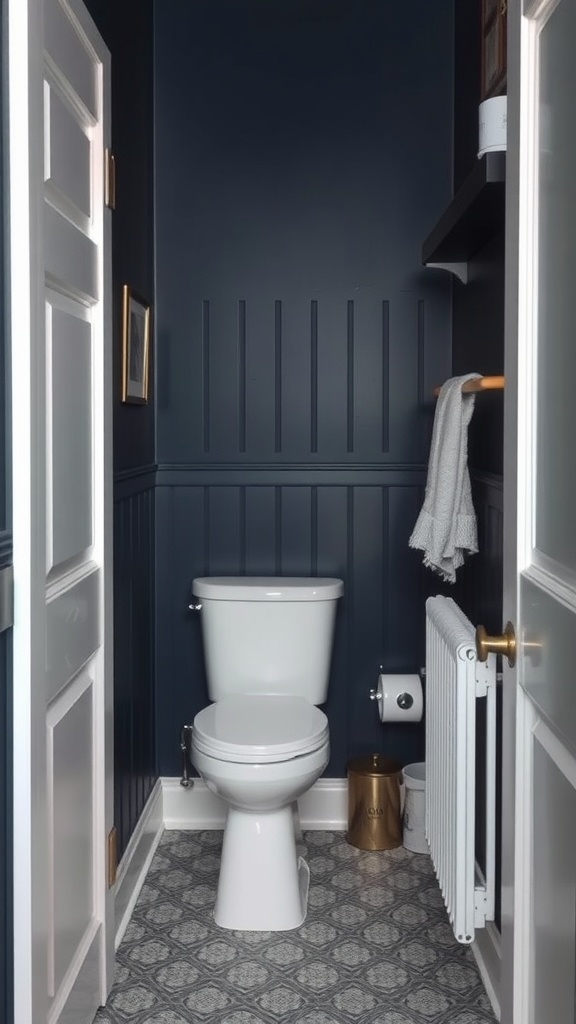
[501,0,576,1020]
[44,0,97,119]
[531,727,576,1021]
[161,776,349,831]
[48,302,93,569]
[44,205,98,303]
[45,84,91,219]
[54,932,101,1024]
[114,782,164,951]
[45,573,100,701]
[48,678,93,997]
[9,0,113,1022]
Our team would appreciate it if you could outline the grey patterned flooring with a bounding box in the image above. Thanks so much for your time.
[94,831,496,1024]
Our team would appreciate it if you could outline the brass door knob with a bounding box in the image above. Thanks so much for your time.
[476,622,516,667]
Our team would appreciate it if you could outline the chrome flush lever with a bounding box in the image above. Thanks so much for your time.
[188,602,202,612]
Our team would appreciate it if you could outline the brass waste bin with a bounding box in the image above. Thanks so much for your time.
[346,754,403,851]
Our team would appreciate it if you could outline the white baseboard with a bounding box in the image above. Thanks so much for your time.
[297,778,348,829]
[471,920,501,1020]
[114,779,164,949]
[161,776,348,831]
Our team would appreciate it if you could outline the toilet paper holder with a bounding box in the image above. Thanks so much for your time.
[369,667,424,723]
[369,686,414,710]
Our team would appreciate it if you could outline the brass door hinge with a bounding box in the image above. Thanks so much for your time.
[107,826,118,887]
[105,148,116,210]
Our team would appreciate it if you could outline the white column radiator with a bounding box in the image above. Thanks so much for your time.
[425,595,496,944]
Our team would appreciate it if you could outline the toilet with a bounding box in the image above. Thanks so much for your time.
[190,575,344,931]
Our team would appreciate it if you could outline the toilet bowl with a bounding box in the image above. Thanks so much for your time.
[190,576,343,931]
[191,694,330,930]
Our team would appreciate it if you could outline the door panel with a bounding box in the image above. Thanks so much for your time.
[518,0,576,750]
[502,0,576,1019]
[531,718,576,1023]
[46,573,100,701]
[42,2,111,1018]
[522,574,576,753]
[48,678,94,998]
[45,87,92,219]
[9,0,112,1020]
[44,0,97,118]
[44,205,98,301]
[48,302,93,568]
[534,0,576,572]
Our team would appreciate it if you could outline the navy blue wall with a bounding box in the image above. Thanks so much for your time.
[154,0,454,776]
[84,0,157,859]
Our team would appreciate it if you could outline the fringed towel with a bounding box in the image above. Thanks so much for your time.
[409,373,480,583]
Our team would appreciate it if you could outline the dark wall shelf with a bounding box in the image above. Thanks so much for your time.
[422,151,506,281]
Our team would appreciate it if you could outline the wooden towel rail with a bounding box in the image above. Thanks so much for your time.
[433,375,505,397]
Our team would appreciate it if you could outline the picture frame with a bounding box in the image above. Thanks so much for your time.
[481,0,507,101]
[121,284,150,404]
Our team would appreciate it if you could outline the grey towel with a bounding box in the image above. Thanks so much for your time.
[409,374,480,582]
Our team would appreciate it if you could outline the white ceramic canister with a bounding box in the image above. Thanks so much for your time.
[478,95,507,158]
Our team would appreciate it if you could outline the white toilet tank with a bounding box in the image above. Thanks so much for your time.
[192,577,344,703]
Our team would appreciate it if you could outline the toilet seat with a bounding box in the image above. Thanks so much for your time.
[192,694,329,764]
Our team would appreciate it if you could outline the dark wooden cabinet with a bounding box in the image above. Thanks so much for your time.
[481,0,507,99]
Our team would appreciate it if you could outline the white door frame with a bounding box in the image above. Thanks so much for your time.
[501,0,535,1017]
[9,0,49,1015]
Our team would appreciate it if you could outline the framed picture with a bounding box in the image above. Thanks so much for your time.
[481,0,507,100]
[121,284,150,404]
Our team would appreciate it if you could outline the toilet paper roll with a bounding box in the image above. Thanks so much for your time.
[377,674,423,723]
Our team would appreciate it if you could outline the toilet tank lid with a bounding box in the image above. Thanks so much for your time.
[192,576,344,601]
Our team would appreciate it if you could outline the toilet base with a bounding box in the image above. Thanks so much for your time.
[214,804,310,931]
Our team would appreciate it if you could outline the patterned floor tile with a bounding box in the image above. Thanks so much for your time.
[93,831,497,1024]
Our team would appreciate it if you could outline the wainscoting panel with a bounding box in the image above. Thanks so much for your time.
[155,474,428,777]
[157,293,448,470]
[114,474,156,860]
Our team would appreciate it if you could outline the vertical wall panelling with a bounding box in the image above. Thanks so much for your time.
[381,301,390,453]
[316,487,348,774]
[114,476,156,859]
[238,301,247,453]
[346,301,354,454]
[202,301,210,454]
[244,487,273,574]
[310,301,318,453]
[275,301,282,453]
[154,0,454,776]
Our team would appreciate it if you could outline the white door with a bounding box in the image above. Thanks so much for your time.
[8,0,113,1021]
[501,0,576,1020]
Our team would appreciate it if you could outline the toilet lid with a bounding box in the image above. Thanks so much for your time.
[192,695,329,763]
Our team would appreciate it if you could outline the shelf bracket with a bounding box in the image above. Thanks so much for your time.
[425,261,468,284]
